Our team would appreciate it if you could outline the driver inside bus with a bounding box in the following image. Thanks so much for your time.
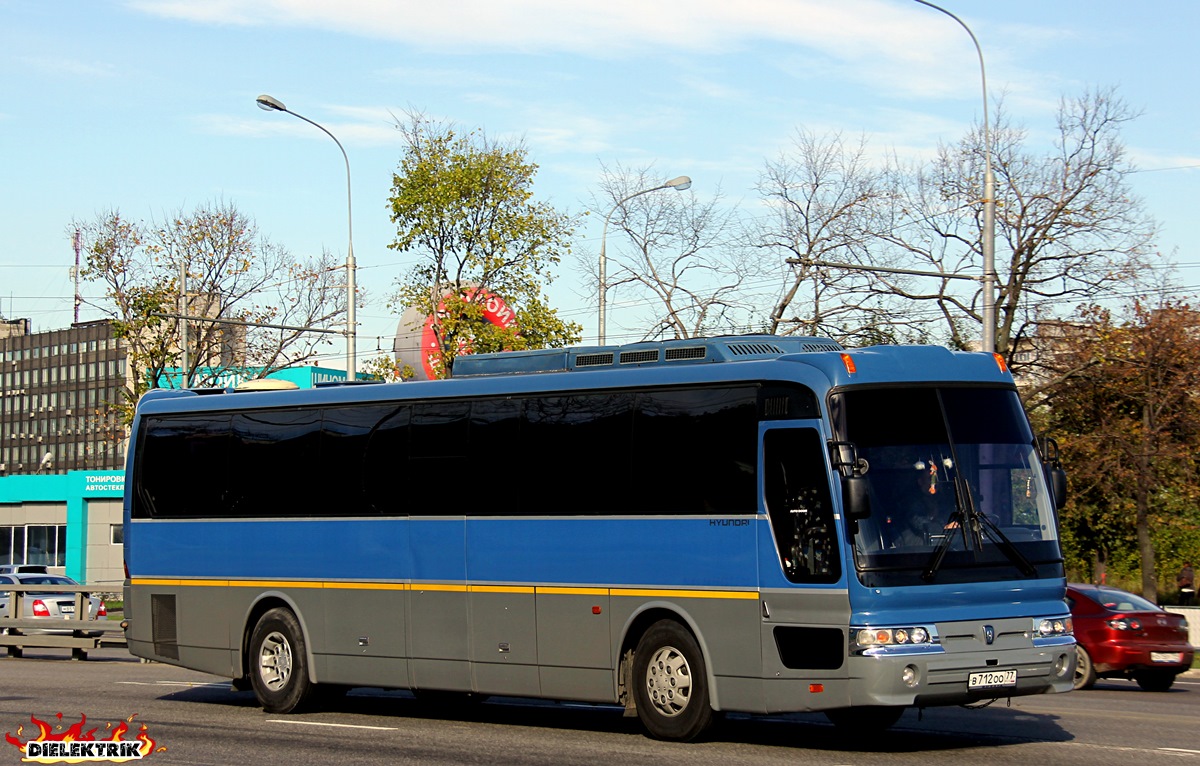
[896,469,954,547]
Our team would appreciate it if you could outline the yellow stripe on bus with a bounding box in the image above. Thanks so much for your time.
[131,578,758,601]
[469,584,536,594]
[613,588,760,600]
[537,586,609,596]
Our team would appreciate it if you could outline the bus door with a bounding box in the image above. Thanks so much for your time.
[758,424,851,712]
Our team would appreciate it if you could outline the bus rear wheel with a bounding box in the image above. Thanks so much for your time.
[249,607,315,713]
[632,620,713,742]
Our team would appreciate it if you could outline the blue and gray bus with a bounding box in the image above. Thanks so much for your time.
[122,336,1075,741]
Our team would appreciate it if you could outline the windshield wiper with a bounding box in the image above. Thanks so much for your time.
[974,508,1037,577]
[922,474,1036,581]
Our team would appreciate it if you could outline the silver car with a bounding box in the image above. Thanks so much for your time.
[0,573,107,635]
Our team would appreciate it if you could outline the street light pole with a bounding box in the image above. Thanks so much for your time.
[598,175,692,345]
[912,1,996,353]
[256,94,358,378]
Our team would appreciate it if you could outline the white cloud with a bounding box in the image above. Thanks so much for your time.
[128,0,964,61]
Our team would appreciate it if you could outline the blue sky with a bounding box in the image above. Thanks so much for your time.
[2,0,1197,367]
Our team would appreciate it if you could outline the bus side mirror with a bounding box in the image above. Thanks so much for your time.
[843,475,871,520]
[1048,467,1068,510]
[1036,435,1068,510]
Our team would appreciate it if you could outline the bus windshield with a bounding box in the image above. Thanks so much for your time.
[831,386,1063,587]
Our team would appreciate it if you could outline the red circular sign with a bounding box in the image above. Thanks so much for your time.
[418,288,516,379]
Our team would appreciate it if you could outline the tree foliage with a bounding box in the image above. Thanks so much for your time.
[77,201,348,421]
[387,114,580,377]
[1039,299,1200,600]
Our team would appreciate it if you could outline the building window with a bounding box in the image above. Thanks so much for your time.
[0,524,66,567]
[110,524,123,545]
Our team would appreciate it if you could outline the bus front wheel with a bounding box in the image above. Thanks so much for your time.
[632,620,713,742]
[249,607,315,713]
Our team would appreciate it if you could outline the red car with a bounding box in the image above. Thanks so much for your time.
[1067,583,1195,691]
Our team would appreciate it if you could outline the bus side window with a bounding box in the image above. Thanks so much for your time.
[763,428,840,583]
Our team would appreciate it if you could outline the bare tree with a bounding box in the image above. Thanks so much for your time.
[586,163,751,341]
[77,200,348,419]
[876,87,1159,355]
[749,130,910,344]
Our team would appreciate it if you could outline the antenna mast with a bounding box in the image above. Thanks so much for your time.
[73,229,82,324]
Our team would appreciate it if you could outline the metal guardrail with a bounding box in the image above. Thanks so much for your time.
[0,584,126,660]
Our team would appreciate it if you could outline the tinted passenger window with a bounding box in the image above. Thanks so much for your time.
[524,393,635,515]
[229,409,321,516]
[136,414,231,518]
[468,398,524,515]
[324,405,396,516]
[631,388,758,514]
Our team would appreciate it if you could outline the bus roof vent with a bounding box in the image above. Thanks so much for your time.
[575,352,615,368]
[800,340,845,353]
[449,335,843,377]
[728,341,784,356]
[664,346,706,362]
[619,349,659,365]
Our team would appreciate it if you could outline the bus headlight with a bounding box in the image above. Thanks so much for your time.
[1035,616,1073,637]
[854,626,935,648]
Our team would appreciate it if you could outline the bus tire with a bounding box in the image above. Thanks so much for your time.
[249,607,315,713]
[632,620,713,742]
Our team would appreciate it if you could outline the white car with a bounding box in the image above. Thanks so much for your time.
[0,573,107,635]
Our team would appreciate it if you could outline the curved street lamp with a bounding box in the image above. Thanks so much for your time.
[911,1,996,353]
[598,175,692,345]
[256,94,358,377]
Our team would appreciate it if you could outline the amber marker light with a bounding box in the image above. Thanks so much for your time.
[992,352,1007,373]
[840,353,857,374]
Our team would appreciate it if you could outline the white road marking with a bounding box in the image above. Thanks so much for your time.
[266,720,398,731]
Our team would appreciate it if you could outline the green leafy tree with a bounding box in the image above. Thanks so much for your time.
[1041,299,1200,600]
[387,114,581,378]
[361,354,415,382]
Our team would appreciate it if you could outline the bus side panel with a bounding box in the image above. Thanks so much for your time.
[127,518,413,685]
[317,519,413,688]
[758,588,854,714]
[124,581,239,678]
[468,517,762,707]
[409,517,470,691]
[535,591,614,703]
[608,593,763,712]
[469,589,541,697]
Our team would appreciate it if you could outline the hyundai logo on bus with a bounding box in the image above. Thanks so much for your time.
[710,519,751,527]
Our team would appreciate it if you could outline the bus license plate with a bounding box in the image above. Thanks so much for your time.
[1151,652,1182,663]
[968,669,1016,689]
